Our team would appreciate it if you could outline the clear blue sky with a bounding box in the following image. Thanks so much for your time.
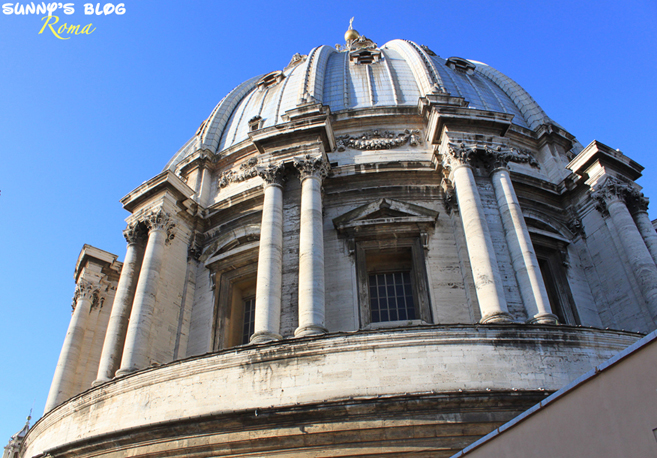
[1,0,655,441]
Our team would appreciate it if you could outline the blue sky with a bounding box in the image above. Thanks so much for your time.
[1,0,656,441]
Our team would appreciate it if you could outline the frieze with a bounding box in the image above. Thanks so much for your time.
[336,129,423,152]
[218,157,259,189]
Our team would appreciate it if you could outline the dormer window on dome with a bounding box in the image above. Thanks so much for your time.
[446,57,476,75]
[257,71,285,90]
[349,48,381,65]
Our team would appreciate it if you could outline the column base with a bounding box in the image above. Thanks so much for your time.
[91,377,111,387]
[250,331,282,344]
[480,312,514,324]
[527,313,559,325]
[115,367,137,377]
[294,325,328,337]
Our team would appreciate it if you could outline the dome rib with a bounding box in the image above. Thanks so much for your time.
[297,45,335,105]
[384,40,443,96]
[470,61,551,130]
[199,75,262,153]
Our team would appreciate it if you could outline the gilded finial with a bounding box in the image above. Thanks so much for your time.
[345,17,359,43]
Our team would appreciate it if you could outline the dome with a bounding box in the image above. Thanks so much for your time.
[165,38,553,171]
[29,32,656,458]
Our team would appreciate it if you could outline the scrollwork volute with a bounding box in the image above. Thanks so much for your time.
[257,162,287,187]
[293,154,330,180]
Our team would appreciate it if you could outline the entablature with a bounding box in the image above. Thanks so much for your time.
[121,170,196,216]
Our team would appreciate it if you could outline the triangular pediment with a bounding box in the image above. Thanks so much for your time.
[333,198,438,233]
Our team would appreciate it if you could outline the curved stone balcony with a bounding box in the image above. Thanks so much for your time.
[24,325,639,457]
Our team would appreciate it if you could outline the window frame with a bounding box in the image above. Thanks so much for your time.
[355,238,432,328]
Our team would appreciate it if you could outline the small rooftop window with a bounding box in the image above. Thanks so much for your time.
[257,71,285,89]
[349,48,381,65]
[446,57,476,75]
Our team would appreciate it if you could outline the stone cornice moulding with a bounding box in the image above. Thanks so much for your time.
[423,102,514,146]
[121,170,196,214]
[568,140,643,186]
[73,244,121,284]
[249,103,335,154]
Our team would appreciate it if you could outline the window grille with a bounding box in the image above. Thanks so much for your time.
[369,271,416,322]
[242,297,256,344]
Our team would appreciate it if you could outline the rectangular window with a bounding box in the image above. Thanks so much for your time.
[355,239,432,328]
[369,272,416,322]
[242,297,256,344]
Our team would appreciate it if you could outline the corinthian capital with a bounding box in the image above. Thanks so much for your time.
[592,176,649,214]
[293,154,330,180]
[71,279,98,310]
[441,142,538,173]
[257,162,287,186]
[123,222,147,245]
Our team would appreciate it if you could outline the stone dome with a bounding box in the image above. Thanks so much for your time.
[28,31,657,458]
[165,39,553,171]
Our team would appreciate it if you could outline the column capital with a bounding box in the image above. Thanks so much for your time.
[71,279,98,311]
[293,154,330,181]
[123,222,147,245]
[591,176,647,215]
[139,208,176,244]
[257,162,287,187]
[441,141,538,174]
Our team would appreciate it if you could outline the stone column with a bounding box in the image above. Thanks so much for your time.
[44,280,96,412]
[116,209,175,376]
[628,194,657,266]
[444,145,512,323]
[294,155,330,337]
[93,223,146,386]
[491,166,558,324]
[251,163,286,343]
[595,179,657,319]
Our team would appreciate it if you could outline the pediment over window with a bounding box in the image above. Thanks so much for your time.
[333,198,438,237]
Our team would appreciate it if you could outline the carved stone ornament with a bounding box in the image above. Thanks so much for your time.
[566,217,585,238]
[284,53,307,71]
[293,154,330,180]
[71,279,98,311]
[142,209,176,244]
[218,157,259,189]
[188,231,205,261]
[591,176,648,215]
[257,162,287,186]
[123,222,147,245]
[336,129,423,152]
[442,142,539,172]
